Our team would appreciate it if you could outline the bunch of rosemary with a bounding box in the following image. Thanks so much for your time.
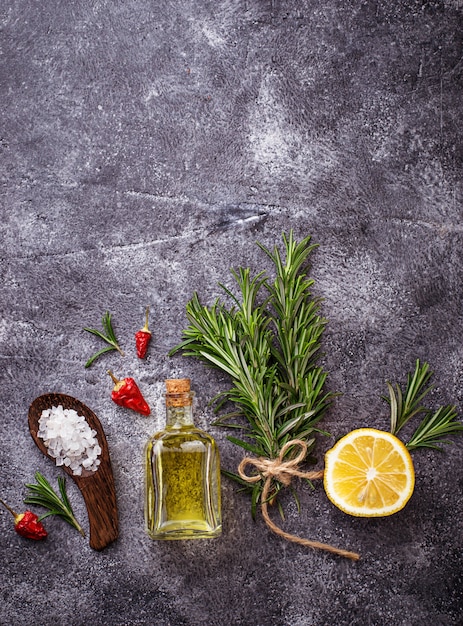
[170,232,335,514]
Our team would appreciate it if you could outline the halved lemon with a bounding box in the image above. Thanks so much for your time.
[324,428,415,517]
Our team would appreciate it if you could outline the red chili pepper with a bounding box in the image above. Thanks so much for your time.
[135,307,152,359]
[108,370,151,416]
[0,499,47,541]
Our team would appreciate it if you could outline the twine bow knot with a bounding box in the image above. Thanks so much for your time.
[238,439,322,487]
[237,438,360,561]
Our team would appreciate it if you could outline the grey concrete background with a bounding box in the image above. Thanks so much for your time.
[1,1,463,624]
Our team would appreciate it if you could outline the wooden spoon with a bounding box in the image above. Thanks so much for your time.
[28,393,119,551]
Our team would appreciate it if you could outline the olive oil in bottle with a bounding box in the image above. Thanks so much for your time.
[144,379,222,540]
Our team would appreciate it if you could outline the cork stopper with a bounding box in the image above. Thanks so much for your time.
[165,378,193,407]
[165,379,191,394]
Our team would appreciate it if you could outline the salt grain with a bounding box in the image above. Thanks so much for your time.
[37,404,102,475]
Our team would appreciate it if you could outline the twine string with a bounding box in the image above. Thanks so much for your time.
[237,439,360,561]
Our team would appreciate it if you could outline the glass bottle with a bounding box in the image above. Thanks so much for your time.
[144,378,222,540]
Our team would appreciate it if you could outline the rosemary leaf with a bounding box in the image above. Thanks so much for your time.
[221,468,254,489]
[226,435,265,456]
[102,311,119,345]
[84,345,117,368]
[251,483,260,520]
[24,472,85,537]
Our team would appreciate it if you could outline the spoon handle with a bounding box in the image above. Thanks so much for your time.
[78,465,119,551]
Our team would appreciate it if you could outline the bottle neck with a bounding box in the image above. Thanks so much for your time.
[165,404,194,428]
[164,391,195,428]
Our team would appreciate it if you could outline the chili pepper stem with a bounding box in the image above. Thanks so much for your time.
[0,498,18,518]
[142,306,150,332]
[107,370,120,385]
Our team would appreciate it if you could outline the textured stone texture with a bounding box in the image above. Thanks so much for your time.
[1,1,463,624]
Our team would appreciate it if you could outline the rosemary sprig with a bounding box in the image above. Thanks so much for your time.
[84,310,124,367]
[384,359,463,450]
[386,359,433,435]
[406,405,463,450]
[170,231,335,510]
[24,472,85,537]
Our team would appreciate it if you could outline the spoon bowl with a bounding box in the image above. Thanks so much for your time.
[29,393,119,550]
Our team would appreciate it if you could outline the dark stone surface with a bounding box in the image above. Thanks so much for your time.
[1,1,463,624]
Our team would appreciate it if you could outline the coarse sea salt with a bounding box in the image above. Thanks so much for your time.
[37,404,102,476]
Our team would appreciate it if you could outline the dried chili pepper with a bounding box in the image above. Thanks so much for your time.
[0,499,47,540]
[135,307,152,359]
[108,370,151,416]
